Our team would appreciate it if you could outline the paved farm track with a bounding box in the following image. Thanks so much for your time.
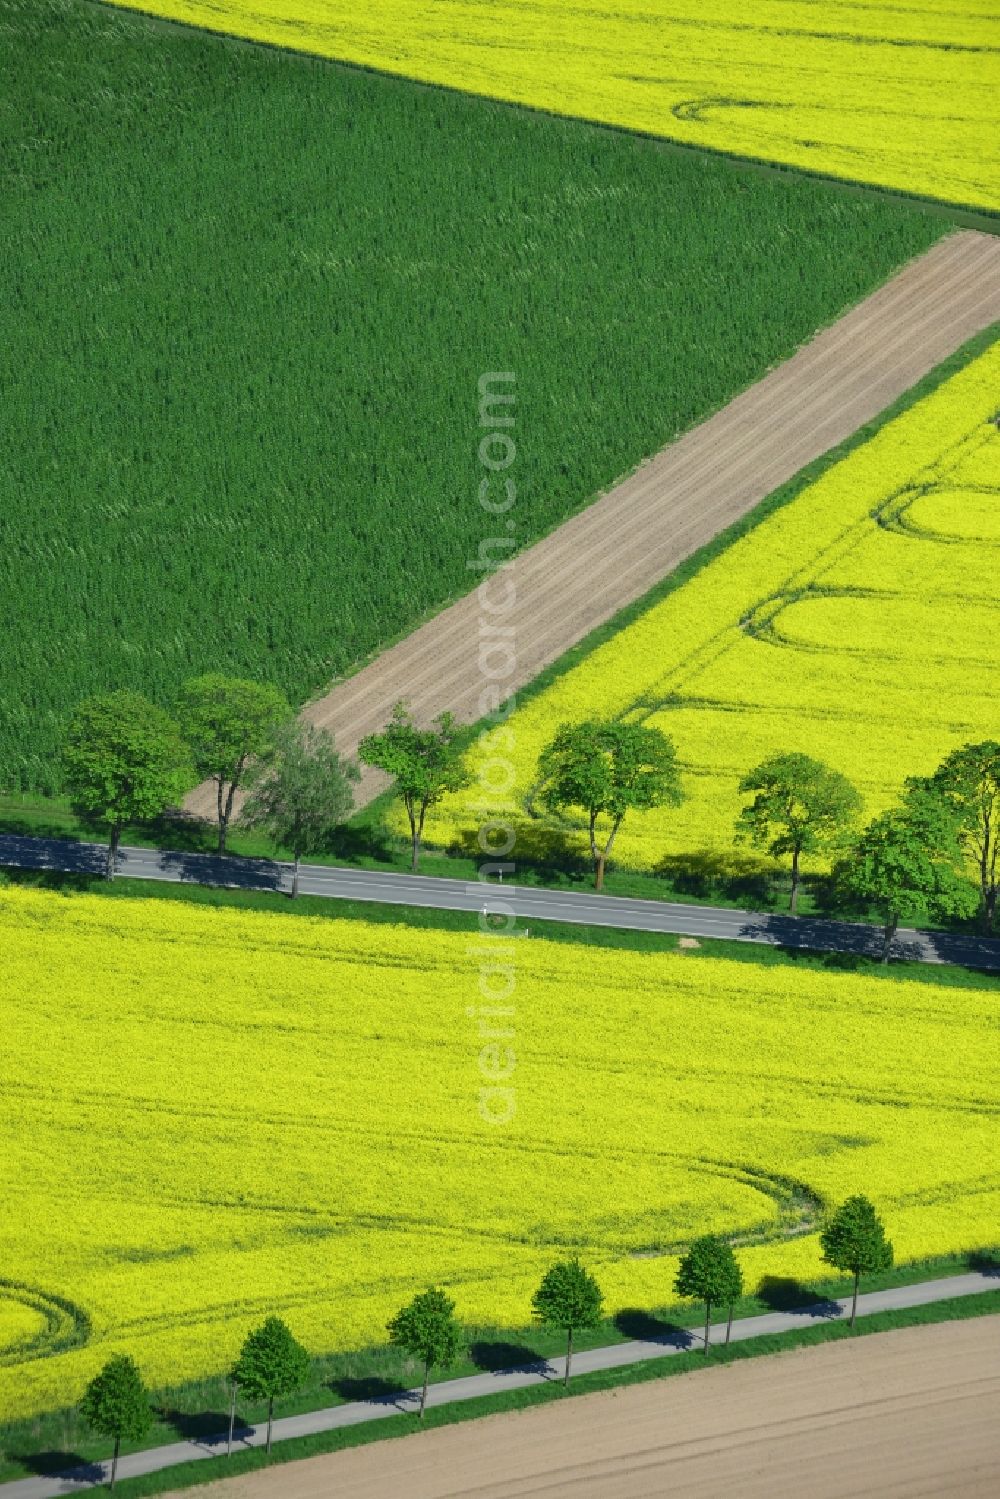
[176,1313,1000,1499]
[185,229,1000,818]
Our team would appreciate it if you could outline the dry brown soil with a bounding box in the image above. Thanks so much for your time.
[185,230,1000,819]
[175,1315,1000,1498]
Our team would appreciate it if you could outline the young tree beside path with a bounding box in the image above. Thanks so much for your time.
[735,752,861,913]
[531,1258,604,1387]
[231,1316,310,1454]
[537,720,683,891]
[359,702,470,872]
[176,674,290,854]
[79,1354,152,1490]
[387,1288,463,1418]
[62,691,192,878]
[820,1195,893,1328]
[674,1235,743,1354]
[240,720,359,896]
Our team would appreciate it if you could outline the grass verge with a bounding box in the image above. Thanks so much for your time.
[7,1278,998,1494]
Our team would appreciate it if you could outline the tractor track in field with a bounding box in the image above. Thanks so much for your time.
[184,229,1000,821]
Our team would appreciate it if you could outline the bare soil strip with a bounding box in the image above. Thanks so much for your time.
[185,230,1000,819]
[179,1315,1000,1499]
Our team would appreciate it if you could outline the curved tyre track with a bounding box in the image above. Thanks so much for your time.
[185,230,1000,820]
[0,1280,91,1367]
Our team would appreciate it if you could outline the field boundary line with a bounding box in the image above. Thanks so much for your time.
[99,1,1000,228]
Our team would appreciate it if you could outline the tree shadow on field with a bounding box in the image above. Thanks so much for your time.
[155,1406,252,1449]
[756,1276,841,1319]
[654,849,775,908]
[0,866,100,895]
[449,824,592,885]
[968,1251,1000,1277]
[0,813,85,842]
[144,810,220,853]
[468,1341,554,1377]
[9,1451,106,1483]
[766,944,867,972]
[332,822,401,866]
[327,1375,414,1410]
[613,1309,696,1349]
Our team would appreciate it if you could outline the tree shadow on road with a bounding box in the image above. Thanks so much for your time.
[157,848,283,893]
[756,1276,841,1319]
[327,1375,414,1411]
[154,1406,251,1450]
[0,837,105,881]
[613,1308,696,1349]
[468,1341,554,1377]
[8,1451,106,1483]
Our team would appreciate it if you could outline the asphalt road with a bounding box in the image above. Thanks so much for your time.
[3,833,1000,970]
[4,1272,996,1499]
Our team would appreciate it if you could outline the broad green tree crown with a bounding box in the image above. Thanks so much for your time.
[537,720,683,890]
[62,690,192,877]
[674,1234,744,1352]
[232,1315,310,1403]
[176,674,290,853]
[844,786,977,960]
[387,1287,463,1417]
[736,752,862,912]
[80,1354,152,1489]
[674,1234,743,1308]
[820,1194,893,1326]
[913,740,1000,933]
[359,702,470,872]
[232,1316,310,1452]
[80,1354,152,1442]
[241,720,359,895]
[531,1257,604,1386]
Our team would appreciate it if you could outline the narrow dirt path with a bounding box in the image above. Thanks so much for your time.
[185,230,1000,819]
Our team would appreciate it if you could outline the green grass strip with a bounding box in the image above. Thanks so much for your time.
[89,1289,1000,1497]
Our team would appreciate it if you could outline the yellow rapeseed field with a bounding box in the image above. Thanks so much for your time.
[2,886,998,1416]
[433,341,1000,879]
[105,0,1000,213]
